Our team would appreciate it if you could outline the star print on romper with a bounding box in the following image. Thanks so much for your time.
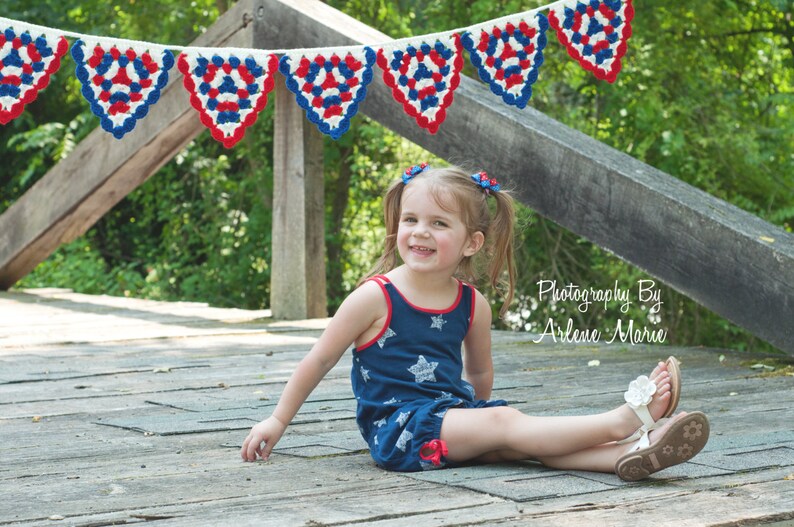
[396,411,411,427]
[430,314,447,331]
[377,327,396,348]
[408,355,438,383]
[396,429,413,452]
[360,367,370,382]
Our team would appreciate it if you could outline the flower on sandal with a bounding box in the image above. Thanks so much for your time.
[683,420,703,440]
[624,375,657,408]
[662,444,674,456]
[678,443,694,458]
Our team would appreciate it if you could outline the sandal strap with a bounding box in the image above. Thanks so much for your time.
[616,406,658,446]
[616,375,659,446]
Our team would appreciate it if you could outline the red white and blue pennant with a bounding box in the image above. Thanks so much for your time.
[378,35,464,134]
[72,40,174,138]
[462,14,549,109]
[178,51,278,148]
[0,27,67,125]
[0,1,634,141]
[548,0,633,83]
[280,48,375,140]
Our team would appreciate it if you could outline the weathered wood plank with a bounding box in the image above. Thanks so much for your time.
[253,0,794,353]
[0,445,500,525]
[268,76,327,319]
[1,290,793,526]
[0,1,255,290]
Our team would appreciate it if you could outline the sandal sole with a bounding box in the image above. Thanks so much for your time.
[615,411,709,482]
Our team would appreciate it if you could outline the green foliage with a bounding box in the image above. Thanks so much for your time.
[1,0,791,352]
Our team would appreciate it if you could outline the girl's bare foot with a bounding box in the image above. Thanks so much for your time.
[646,361,673,421]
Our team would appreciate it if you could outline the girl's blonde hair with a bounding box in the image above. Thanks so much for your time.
[359,165,516,317]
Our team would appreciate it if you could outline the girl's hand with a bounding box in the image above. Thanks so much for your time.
[241,416,287,462]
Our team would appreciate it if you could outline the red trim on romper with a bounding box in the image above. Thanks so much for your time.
[380,275,464,314]
[469,284,476,331]
[355,275,393,351]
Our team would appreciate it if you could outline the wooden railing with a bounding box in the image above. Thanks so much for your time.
[1,0,792,352]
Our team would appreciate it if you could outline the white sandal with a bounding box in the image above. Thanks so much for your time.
[617,356,681,446]
[615,411,710,481]
[616,374,660,446]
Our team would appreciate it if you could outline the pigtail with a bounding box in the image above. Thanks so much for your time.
[357,180,404,287]
[487,189,517,318]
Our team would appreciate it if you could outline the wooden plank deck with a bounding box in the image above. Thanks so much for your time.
[1,289,792,526]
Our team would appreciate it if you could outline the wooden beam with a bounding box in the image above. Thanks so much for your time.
[254,0,794,353]
[269,80,327,320]
[0,0,255,290]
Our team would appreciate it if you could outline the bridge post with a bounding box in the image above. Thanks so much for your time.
[267,53,327,320]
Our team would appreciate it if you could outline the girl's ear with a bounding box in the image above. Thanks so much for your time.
[464,231,485,257]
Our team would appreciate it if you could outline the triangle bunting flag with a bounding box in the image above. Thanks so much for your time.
[548,0,633,83]
[72,40,174,138]
[377,35,463,134]
[279,47,376,140]
[0,26,68,125]
[178,51,278,148]
[462,14,549,109]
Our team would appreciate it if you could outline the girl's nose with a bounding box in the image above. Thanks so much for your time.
[412,227,430,238]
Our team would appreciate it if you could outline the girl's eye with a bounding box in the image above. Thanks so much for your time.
[434,221,448,227]
[403,217,417,223]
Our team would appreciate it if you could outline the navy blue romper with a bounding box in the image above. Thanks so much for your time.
[351,275,508,472]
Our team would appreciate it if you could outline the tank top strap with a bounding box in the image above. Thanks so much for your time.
[363,274,390,286]
[460,280,477,329]
[355,275,394,351]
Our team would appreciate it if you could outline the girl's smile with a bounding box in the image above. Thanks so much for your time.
[409,244,435,256]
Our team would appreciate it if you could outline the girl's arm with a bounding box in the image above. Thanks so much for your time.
[241,281,385,462]
[462,289,495,400]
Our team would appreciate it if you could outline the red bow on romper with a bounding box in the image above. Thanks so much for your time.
[419,439,449,466]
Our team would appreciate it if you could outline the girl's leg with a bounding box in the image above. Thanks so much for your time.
[440,405,642,461]
[535,413,687,472]
[440,362,672,463]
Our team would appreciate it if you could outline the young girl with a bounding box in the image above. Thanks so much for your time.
[241,164,710,480]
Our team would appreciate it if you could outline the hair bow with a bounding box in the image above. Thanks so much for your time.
[402,162,430,184]
[471,171,500,194]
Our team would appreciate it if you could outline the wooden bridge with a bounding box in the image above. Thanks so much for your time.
[0,0,793,524]
[1,288,793,525]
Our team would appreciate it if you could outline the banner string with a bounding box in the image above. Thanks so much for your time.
[0,0,569,57]
[1,0,633,142]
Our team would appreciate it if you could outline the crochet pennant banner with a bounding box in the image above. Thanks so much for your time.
[71,40,175,139]
[178,50,278,148]
[0,27,68,124]
[0,0,633,145]
[377,35,463,134]
[280,48,376,140]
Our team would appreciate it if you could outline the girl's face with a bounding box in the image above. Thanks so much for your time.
[396,180,483,277]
